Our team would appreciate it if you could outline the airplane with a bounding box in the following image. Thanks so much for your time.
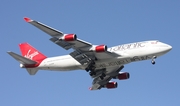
[7,17,172,90]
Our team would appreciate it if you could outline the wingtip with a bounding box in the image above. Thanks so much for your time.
[89,87,92,90]
[7,51,13,55]
[24,17,32,22]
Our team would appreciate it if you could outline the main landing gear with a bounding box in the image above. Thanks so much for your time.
[151,56,157,65]
[85,60,106,80]
[99,73,106,80]
[85,61,96,76]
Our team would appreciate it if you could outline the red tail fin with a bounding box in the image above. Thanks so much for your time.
[19,43,47,64]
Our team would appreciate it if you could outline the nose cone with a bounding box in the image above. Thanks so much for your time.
[160,43,172,54]
[164,44,172,52]
[151,42,172,57]
[167,44,172,51]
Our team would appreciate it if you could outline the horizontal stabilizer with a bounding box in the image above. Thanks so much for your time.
[7,51,37,65]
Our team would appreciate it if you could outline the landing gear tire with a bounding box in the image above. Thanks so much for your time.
[100,76,104,80]
[86,60,96,76]
[99,73,106,80]
[151,56,157,65]
[85,68,89,72]
[89,71,96,76]
[151,61,155,65]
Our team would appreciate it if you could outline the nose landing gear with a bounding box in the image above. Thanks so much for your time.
[151,56,157,65]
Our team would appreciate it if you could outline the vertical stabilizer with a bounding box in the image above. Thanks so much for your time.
[19,43,47,64]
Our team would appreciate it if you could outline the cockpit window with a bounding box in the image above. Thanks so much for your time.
[151,40,159,44]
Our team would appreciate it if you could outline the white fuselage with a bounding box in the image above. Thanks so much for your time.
[36,40,172,71]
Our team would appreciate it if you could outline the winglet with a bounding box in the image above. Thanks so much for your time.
[89,87,92,90]
[24,17,32,22]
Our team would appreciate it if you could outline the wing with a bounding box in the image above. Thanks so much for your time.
[24,17,120,65]
[24,17,92,49]
[90,65,124,90]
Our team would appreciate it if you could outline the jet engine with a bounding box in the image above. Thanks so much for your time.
[60,34,77,41]
[104,81,118,89]
[89,45,107,52]
[114,72,130,80]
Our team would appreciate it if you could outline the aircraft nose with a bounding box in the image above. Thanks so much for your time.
[165,44,172,51]
[160,43,172,53]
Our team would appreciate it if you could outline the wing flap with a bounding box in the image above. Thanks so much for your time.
[50,37,92,50]
[69,50,93,65]
[50,37,73,50]
[7,51,37,65]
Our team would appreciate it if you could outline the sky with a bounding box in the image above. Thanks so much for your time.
[0,0,180,106]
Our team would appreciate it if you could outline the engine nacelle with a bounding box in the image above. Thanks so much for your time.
[90,45,107,52]
[60,34,77,41]
[105,81,118,89]
[114,72,130,80]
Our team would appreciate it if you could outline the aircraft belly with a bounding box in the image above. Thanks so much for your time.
[38,56,82,71]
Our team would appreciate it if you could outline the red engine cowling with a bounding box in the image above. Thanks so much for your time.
[115,72,130,80]
[95,45,107,52]
[61,34,77,41]
[105,81,118,89]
